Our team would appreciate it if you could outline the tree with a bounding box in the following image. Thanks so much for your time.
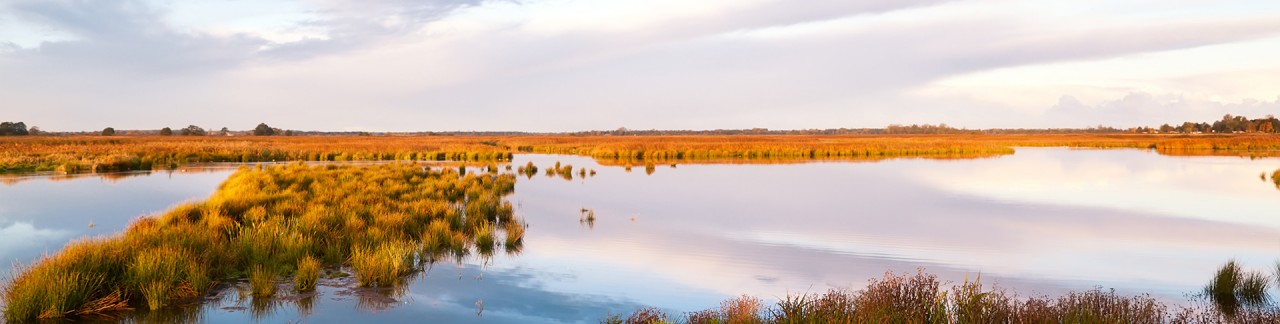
[27,126,41,135]
[159,127,173,136]
[0,121,29,136]
[180,125,206,136]
[101,127,115,136]
[219,127,230,136]
[1181,122,1197,133]
[253,123,275,136]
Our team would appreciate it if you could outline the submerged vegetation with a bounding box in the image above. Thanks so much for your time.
[1,163,520,321]
[606,268,1280,324]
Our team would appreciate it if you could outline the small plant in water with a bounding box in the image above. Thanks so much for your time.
[580,208,596,229]
[249,265,276,298]
[1205,260,1271,317]
[295,255,320,292]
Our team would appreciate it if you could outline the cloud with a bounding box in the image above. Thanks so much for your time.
[262,0,490,59]
[3,0,261,74]
[1045,92,1280,127]
[0,221,69,265]
[1,0,1279,131]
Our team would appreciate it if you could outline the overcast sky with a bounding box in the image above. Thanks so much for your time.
[1,0,1279,132]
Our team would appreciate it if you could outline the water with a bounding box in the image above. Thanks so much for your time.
[1,148,1278,322]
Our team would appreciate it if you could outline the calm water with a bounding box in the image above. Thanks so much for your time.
[1,148,1278,323]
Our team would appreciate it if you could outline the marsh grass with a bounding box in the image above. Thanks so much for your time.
[351,242,416,288]
[1272,168,1280,188]
[294,256,320,293]
[504,220,526,247]
[580,208,597,229]
[542,161,577,180]
[248,265,276,298]
[612,269,1213,324]
[0,136,512,174]
[1205,260,1272,317]
[6,135,1280,176]
[1,163,521,321]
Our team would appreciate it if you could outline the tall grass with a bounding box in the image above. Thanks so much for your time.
[1205,260,1273,318]
[0,136,512,174]
[248,265,276,298]
[1,163,521,321]
[350,242,415,287]
[294,256,320,293]
[609,268,1264,324]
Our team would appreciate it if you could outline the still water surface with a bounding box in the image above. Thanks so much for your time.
[1,148,1278,322]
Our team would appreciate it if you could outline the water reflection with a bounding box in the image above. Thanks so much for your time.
[506,149,1280,314]
[178,261,649,323]
[0,168,235,269]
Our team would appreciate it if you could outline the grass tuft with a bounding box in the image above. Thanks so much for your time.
[350,242,415,287]
[249,265,276,298]
[294,256,320,293]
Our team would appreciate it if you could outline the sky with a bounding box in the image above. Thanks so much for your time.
[1,0,1279,132]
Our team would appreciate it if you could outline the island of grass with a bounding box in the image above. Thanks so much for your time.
[2,163,524,321]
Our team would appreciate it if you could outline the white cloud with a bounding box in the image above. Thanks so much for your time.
[1,0,1279,131]
[0,221,69,260]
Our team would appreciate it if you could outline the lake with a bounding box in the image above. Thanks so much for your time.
[1,148,1277,323]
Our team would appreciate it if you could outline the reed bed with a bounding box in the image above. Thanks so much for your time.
[607,269,1279,324]
[4,134,1280,175]
[0,136,512,174]
[506,135,1018,164]
[505,134,1280,165]
[1,163,521,321]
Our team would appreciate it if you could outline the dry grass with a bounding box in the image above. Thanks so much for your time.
[0,136,512,174]
[612,269,1262,324]
[6,134,1280,175]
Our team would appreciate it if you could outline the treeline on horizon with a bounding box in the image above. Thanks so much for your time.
[2,114,1279,136]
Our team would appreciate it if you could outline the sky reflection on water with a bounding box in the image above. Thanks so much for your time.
[1,149,1278,322]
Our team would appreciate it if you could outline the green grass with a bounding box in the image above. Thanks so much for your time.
[294,256,320,293]
[1,163,520,321]
[1205,260,1272,318]
[248,265,276,298]
[350,242,415,287]
[128,246,192,310]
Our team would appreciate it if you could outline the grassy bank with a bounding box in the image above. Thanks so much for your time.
[605,269,1280,324]
[1,163,521,321]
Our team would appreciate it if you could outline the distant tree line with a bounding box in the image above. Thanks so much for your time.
[0,121,29,136]
[10,115,1280,137]
[1146,114,1280,134]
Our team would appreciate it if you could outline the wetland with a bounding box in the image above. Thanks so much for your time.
[4,138,1280,322]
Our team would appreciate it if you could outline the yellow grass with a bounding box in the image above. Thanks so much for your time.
[1,163,520,321]
[5,134,1280,175]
